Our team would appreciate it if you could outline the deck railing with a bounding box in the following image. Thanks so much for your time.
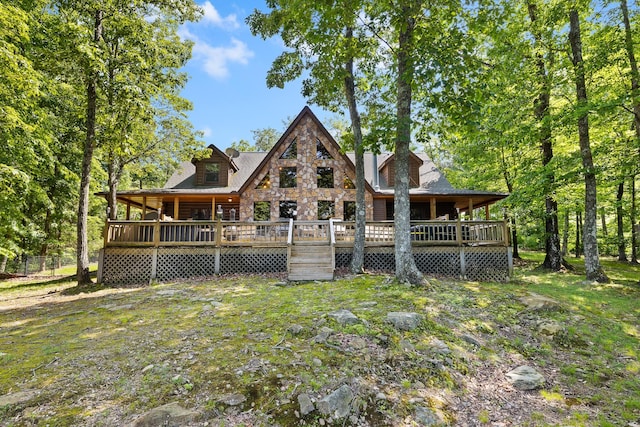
[104,219,509,248]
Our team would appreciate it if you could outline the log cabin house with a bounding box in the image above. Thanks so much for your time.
[98,107,511,284]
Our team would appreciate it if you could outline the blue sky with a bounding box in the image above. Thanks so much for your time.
[179,1,333,150]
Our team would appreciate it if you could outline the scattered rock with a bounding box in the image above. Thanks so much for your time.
[288,324,304,335]
[298,393,315,415]
[0,390,38,407]
[537,320,563,336]
[219,393,246,406]
[414,406,440,426]
[312,327,334,343]
[328,309,361,326]
[141,364,154,373]
[375,392,387,401]
[358,301,378,307]
[428,338,451,354]
[506,365,545,390]
[520,293,561,311]
[156,290,182,296]
[130,402,199,427]
[399,339,415,352]
[317,385,354,419]
[312,358,323,367]
[350,336,368,350]
[386,312,423,331]
[461,334,483,347]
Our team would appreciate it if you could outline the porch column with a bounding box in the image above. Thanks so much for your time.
[142,196,147,219]
[430,197,437,220]
[211,197,216,220]
[485,205,490,220]
[174,197,180,220]
[468,198,473,220]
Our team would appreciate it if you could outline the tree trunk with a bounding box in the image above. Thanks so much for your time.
[107,160,120,220]
[344,28,365,274]
[621,0,639,264]
[0,255,7,273]
[528,2,562,271]
[394,1,423,285]
[562,209,569,256]
[568,9,608,282]
[39,208,52,272]
[77,10,102,286]
[616,182,627,261]
[600,207,608,237]
[511,217,520,259]
[575,210,582,258]
[632,174,638,263]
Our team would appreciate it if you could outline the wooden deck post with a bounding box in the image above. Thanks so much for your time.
[174,197,180,220]
[430,197,437,220]
[485,205,490,220]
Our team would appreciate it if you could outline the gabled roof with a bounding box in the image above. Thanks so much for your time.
[238,106,375,194]
[164,152,266,193]
[195,144,239,172]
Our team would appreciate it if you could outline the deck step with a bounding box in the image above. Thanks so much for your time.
[288,244,334,281]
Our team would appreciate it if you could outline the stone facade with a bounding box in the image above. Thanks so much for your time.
[239,115,374,221]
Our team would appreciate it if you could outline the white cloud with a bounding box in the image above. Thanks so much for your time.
[193,38,254,79]
[201,127,212,137]
[201,1,239,30]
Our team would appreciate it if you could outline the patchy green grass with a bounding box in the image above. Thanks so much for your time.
[0,253,638,426]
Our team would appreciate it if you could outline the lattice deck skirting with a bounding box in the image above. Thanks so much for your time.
[99,245,511,285]
[335,246,511,282]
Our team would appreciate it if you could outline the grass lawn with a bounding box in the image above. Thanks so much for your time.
[0,252,638,426]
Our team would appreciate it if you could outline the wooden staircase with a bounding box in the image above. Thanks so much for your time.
[288,243,334,281]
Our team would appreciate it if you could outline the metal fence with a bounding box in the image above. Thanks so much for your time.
[2,255,98,277]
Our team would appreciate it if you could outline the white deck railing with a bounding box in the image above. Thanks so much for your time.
[104,219,509,247]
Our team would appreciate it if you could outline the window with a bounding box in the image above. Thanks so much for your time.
[205,163,220,184]
[344,176,355,189]
[279,201,297,219]
[317,167,334,188]
[256,173,271,189]
[343,201,356,221]
[280,138,297,159]
[254,201,270,221]
[280,167,297,188]
[318,201,335,220]
[316,138,333,159]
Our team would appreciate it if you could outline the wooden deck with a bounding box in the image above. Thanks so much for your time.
[100,219,510,282]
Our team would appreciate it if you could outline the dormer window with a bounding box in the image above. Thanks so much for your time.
[205,163,220,184]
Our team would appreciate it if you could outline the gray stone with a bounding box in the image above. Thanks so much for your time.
[312,326,334,343]
[520,293,560,311]
[328,310,360,326]
[298,393,315,415]
[0,390,38,407]
[358,301,378,307]
[428,338,451,355]
[219,393,247,406]
[461,334,483,347]
[288,324,304,335]
[506,365,545,390]
[156,290,181,296]
[130,402,199,427]
[399,339,415,352]
[537,320,563,336]
[414,406,439,426]
[317,385,354,419]
[386,312,423,331]
[141,364,154,373]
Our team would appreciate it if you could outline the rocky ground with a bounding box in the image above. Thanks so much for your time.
[0,260,639,426]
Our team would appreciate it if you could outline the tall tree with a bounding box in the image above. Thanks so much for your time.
[248,0,373,274]
[391,0,423,284]
[51,0,202,284]
[620,0,640,263]
[528,1,562,270]
[568,8,608,282]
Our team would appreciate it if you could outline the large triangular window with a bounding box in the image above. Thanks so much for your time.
[255,173,270,189]
[280,138,297,159]
[316,139,333,160]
